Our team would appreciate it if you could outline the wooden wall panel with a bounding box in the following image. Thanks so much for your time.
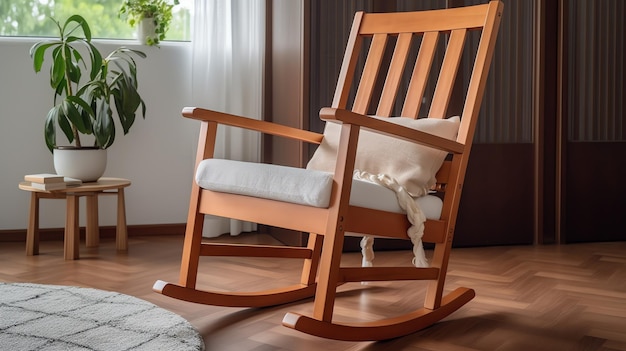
[561,0,626,243]
[566,0,626,142]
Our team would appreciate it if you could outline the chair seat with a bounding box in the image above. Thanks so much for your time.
[195,158,442,219]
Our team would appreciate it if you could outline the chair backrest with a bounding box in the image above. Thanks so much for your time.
[333,2,502,146]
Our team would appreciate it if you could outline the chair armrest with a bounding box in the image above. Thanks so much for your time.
[319,107,465,154]
[183,107,324,145]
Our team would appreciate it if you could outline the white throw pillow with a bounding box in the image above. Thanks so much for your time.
[306,116,460,197]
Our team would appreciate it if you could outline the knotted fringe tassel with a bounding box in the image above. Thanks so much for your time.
[354,170,429,268]
[360,236,375,267]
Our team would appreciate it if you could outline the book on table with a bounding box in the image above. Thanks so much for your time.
[63,177,82,187]
[24,173,64,183]
[24,174,82,190]
[29,181,67,191]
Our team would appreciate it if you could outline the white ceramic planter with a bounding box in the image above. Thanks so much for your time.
[53,147,107,182]
[138,17,156,45]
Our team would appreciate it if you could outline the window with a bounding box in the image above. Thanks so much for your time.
[0,0,191,41]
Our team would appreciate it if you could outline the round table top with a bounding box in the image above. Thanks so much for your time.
[19,177,131,193]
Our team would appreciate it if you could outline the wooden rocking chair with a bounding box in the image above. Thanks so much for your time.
[155,1,503,341]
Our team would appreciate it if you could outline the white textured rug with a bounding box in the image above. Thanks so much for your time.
[0,282,204,351]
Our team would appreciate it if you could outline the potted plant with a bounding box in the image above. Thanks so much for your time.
[30,14,147,181]
[118,0,180,46]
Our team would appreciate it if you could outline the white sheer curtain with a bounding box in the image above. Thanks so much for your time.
[191,0,265,237]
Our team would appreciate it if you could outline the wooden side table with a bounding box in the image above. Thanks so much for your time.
[19,177,131,260]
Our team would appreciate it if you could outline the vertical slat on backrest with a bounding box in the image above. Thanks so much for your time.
[376,33,413,117]
[332,12,364,109]
[428,29,467,119]
[458,1,503,145]
[352,33,388,114]
[401,31,440,119]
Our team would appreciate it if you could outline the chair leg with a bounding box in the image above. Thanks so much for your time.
[310,226,346,322]
[300,233,323,286]
[179,211,205,288]
[424,241,452,309]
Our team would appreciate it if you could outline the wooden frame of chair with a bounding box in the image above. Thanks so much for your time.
[154,1,503,341]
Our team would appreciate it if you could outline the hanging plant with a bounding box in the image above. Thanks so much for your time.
[118,0,180,46]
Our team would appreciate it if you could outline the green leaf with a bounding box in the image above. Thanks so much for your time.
[53,78,67,102]
[66,95,94,132]
[30,42,58,73]
[63,15,91,41]
[61,99,88,134]
[94,102,115,148]
[64,45,82,86]
[44,107,59,152]
[51,47,66,91]
[70,43,84,66]
[87,42,103,80]
[56,105,75,144]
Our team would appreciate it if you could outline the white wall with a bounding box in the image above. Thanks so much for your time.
[0,38,198,230]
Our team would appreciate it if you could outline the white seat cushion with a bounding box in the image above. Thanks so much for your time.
[195,159,442,219]
[195,159,334,208]
[350,175,442,219]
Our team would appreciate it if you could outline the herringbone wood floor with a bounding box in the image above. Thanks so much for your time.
[1,234,625,351]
